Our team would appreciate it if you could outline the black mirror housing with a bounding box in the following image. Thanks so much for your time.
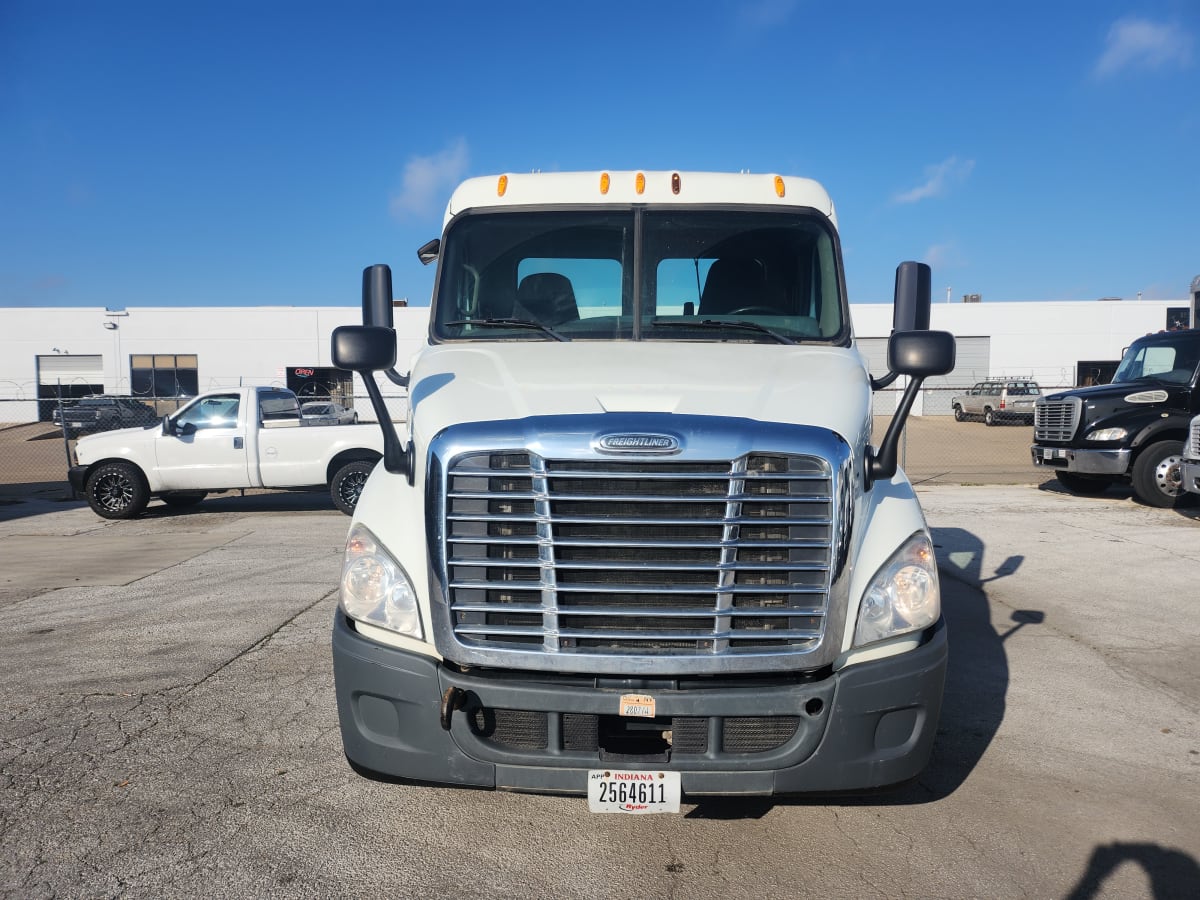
[417,238,440,266]
[892,261,932,332]
[332,325,397,373]
[888,330,956,378]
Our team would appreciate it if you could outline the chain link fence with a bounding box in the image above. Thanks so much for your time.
[0,382,1064,506]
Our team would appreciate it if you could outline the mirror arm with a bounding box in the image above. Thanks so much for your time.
[868,375,925,486]
[870,371,901,391]
[382,367,410,388]
[360,373,410,479]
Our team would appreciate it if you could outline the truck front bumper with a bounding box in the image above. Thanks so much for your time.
[332,612,947,797]
[1182,459,1200,495]
[1031,444,1130,475]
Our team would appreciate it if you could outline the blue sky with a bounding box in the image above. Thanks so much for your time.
[2,1,1198,310]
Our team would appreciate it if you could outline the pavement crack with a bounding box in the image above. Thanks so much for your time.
[181,589,339,696]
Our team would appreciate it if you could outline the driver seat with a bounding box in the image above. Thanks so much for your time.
[698,258,770,316]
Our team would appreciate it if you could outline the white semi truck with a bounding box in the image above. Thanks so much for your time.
[330,171,956,810]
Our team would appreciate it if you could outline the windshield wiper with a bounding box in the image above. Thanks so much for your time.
[650,318,797,345]
[445,318,570,342]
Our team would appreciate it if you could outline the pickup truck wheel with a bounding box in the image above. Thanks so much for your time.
[1055,472,1113,495]
[331,460,377,516]
[1131,441,1193,508]
[983,408,996,426]
[160,491,207,508]
[86,462,150,519]
[953,405,965,422]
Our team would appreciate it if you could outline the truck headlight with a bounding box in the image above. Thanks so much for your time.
[1086,427,1127,442]
[339,524,422,638]
[854,532,940,648]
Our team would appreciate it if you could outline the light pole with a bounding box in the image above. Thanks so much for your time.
[104,309,128,393]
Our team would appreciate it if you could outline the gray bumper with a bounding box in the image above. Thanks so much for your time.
[333,612,947,797]
[1182,460,1200,496]
[1030,445,1130,475]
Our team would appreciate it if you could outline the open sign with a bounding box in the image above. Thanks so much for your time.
[294,368,314,377]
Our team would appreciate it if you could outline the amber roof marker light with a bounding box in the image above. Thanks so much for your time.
[599,172,610,195]
[497,175,508,197]
[635,172,646,195]
[774,175,786,198]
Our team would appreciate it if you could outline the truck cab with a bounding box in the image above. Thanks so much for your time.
[1031,329,1200,508]
[330,171,955,805]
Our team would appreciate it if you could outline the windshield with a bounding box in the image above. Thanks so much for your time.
[1112,336,1200,385]
[431,208,845,343]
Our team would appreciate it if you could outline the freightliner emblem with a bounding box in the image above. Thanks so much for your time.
[596,433,681,454]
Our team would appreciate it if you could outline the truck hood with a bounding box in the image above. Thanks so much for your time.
[73,424,159,465]
[407,342,871,445]
[1045,380,1183,403]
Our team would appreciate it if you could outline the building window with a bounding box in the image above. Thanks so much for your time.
[131,354,199,399]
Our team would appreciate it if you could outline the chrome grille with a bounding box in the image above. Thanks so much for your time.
[1034,397,1081,442]
[443,450,834,662]
[1188,417,1200,458]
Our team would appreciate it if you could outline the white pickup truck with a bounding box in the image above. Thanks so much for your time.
[68,386,385,519]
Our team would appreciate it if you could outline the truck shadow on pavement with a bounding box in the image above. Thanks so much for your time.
[688,526,1023,819]
[1037,477,1200,520]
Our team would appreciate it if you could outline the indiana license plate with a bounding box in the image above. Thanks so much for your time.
[587,770,681,814]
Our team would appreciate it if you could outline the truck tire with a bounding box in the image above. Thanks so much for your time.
[1055,472,1112,495]
[331,460,377,516]
[160,491,207,508]
[953,405,965,422]
[1131,440,1193,509]
[983,408,997,426]
[85,461,150,519]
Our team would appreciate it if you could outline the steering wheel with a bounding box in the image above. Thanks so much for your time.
[725,306,778,316]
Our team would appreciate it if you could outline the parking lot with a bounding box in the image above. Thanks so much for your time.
[1,422,1198,898]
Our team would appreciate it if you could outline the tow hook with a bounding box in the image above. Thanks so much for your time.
[440,686,465,731]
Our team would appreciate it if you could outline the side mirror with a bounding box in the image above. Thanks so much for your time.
[893,261,931,332]
[362,265,394,329]
[870,329,957,485]
[417,238,440,266]
[332,325,397,373]
[888,330,956,377]
[179,422,197,437]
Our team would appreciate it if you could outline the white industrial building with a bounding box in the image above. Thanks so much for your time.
[0,293,1195,424]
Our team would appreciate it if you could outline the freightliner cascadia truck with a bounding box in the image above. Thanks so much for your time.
[1032,328,1200,508]
[329,171,956,812]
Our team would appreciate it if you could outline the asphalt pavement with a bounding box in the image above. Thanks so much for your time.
[0,485,1197,899]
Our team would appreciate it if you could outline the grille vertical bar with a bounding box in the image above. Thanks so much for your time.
[1034,397,1081,442]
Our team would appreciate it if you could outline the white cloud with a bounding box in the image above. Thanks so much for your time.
[737,0,799,31]
[893,157,975,205]
[1094,17,1193,78]
[923,242,966,271]
[390,138,470,219]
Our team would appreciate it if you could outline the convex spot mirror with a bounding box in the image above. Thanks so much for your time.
[332,325,397,374]
[888,330,956,378]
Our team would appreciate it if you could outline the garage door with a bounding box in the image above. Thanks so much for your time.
[37,354,104,386]
[857,336,991,416]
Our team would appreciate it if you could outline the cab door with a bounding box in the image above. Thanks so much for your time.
[154,393,253,490]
